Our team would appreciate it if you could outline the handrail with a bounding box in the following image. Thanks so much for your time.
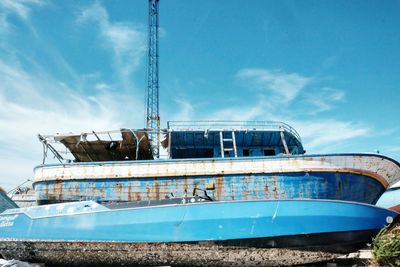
[167,121,302,142]
[39,128,156,142]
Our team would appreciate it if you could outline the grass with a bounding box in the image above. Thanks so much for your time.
[372,219,400,267]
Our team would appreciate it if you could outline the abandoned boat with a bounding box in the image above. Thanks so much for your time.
[32,121,400,205]
[0,199,398,266]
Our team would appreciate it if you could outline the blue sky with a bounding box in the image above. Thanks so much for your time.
[1,0,400,190]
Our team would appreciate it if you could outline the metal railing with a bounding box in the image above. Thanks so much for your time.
[38,128,160,164]
[167,121,302,142]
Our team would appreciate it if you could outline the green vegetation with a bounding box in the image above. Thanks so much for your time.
[372,221,400,267]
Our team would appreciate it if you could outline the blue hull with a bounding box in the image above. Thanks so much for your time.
[34,171,385,205]
[0,199,397,266]
[0,199,396,243]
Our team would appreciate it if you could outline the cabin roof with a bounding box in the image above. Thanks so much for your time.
[164,121,304,153]
[39,129,153,163]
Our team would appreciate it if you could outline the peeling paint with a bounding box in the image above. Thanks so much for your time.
[33,154,400,205]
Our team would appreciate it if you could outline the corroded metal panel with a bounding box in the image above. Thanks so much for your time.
[34,171,385,205]
[32,154,400,205]
[34,154,400,186]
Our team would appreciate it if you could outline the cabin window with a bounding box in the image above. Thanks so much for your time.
[243,149,250,156]
[263,149,276,156]
[172,148,214,159]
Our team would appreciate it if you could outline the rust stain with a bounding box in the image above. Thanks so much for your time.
[100,188,105,200]
[54,181,64,199]
[68,185,73,196]
[281,189,286,199]
[215,175,224,200]
[75,184,80,195]
[127,183,132,201]
[45,184,49,200]
[116,182,123,192]
[115,182,123,201]
[272,176,278,199]
[263,185,271,199]
[183,176,188,194]
[162,180,170,199]
[192,182,198,197]
[146,184,151,200]
[155,182,160,200]
[273,188,278,200]
[231,179,235,200]
[242,189,249,200]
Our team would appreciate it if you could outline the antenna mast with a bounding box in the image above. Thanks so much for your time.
[146,0,160,158]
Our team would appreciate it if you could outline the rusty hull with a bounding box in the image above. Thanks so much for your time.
[33,154,400,205]
[34,171,385,205]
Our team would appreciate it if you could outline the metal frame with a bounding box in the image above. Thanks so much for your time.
[146,0,160,158]
[38,129,156,164]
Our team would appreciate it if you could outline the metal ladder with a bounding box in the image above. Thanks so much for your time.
[219,131,238,158]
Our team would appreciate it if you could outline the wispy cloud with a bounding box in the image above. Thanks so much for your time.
[0,0,45,20]
[0,0,45,34]
[236,68,312,105]
[168,98,195,122]
[0,58,142,145]
[230,68,371,152]
[209,96,267,121]
[0,1,152,190]
[76,2,147,90]
[291,119,370,153]
[302,87,345,114]
[0,57,145,188]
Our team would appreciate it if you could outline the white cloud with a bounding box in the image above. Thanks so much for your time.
[231,68,371,153]
[0,0,45,35]
[0,58,143,190]
[209,97,267,121]
[236,68,312,105]
[0,0,44,20]
[292,119,370,153]
[0,0,44,36]
[77,2,147,90]
[0,2,151,190]
[168,98,195,122]
[95,82,111,91]
[302,87,345,114]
